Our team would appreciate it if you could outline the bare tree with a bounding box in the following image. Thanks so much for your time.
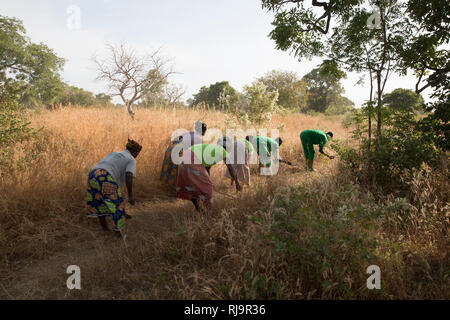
[93,43,174,119]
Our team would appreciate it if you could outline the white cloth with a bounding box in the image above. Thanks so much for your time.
[92,150,136,187]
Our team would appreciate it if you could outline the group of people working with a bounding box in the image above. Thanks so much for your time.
[86,121,334,236]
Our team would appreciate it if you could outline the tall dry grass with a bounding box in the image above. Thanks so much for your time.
[0,106,350,298]
[1,107,447,299]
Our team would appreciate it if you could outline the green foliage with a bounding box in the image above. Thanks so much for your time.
[55,85,112,107]
[324,96,355,116]
[0,14,65,107]
[227,81,279,126]
[0,97,40,173]
[140,68,169,107]
[57,85,95,106]
[262,0,421,137]
[417,72,450,153]
[94,93,113,106]
[302,62,354,114]
[383,88,425,114]
[191,81,240,110]
[400,0,449,71]
[261,0,448,188]
[318,60,348,83]
[333,102,437,192]
[267,184,381,298]
[257,70,308,112]
[395,1,449,152]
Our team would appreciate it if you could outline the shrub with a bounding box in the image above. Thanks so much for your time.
[0,98,40,173]
[226,81,279,126]
[266,184,381,298]
[333,104,439,193]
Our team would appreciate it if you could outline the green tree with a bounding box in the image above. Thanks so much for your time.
[0,14,62,170]
[0,15,65,107]
[262,0,411,143]
[302,62,353,114]
[383,88,424,114]
[0,89,37,173]
[191,81,240,110]
[140,68,169,107]
[228,81,279,126]
[257,70,308,111]
[94,93,113,106]
[325,96,355,116]
[401,0,450,152]
[261,0,449,189]
[56,85,96,106]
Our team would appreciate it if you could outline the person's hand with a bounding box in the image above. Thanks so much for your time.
[129,196,136,205]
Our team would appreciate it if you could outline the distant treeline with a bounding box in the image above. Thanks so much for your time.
[187,68,355,116]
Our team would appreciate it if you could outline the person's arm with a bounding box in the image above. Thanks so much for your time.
[319,146,335,159]
[273,146,293,166]
[279,159,293,166]
[125,171,135,204]
[225,160,242,191]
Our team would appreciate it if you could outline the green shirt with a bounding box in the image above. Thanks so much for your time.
[238,138,254,155]
[255,136,279,166]
[189,144,229,168]
[255,136,279,155]
[300,129,328,150]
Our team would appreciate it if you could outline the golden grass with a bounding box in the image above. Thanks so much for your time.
[0,107,350,298]
[0,107,447,299]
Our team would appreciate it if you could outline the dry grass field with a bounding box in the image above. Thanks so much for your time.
[0,107,448,299]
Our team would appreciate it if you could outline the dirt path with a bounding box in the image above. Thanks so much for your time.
[1,196,192,299]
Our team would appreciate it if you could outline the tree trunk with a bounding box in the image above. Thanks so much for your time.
[376,70,382,143]
[368,71,373,150]
[126,102,135,120]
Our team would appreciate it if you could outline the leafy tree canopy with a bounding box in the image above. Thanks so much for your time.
[55,85,113,107]
[257,70,308,112]
[0,14,65,106]
[191,81,240,110]
[383,88,424,114]
[302,61,353,114]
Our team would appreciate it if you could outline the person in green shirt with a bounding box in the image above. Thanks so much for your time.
[177,142,241,212]
[238,138,254,157]
[300,129,335,172]
[246,135,292,168]
[189,143,231,174]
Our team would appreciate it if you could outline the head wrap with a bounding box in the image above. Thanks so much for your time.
[217,136,231,148]
[275,137,283,146]
[126,139,142,153]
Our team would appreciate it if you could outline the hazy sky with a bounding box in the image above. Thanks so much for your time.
[0,0,431,106]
